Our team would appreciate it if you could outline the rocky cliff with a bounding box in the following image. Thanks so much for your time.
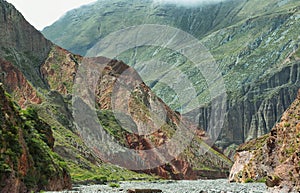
[0,58,42,108]
[42,0,300,152]
[188,59,300,156]
[229,89,300,192]
[0,0,52,89]
[0,84,71,193]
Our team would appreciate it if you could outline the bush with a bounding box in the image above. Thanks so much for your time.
[245,178,254,183]
[108,182,120,188]
[256,177,266,183]
[93,176,108,184]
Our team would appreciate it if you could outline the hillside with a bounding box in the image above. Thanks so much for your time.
[0,0,232,190]
[229,89,300,192]
[42,0,300,152]
[0,84,71,193]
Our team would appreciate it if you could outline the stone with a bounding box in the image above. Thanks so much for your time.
[127,189,163,193]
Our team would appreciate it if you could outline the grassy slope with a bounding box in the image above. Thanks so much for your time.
[32,102,157,184]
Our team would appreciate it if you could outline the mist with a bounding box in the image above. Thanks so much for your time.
[153,0,227,6]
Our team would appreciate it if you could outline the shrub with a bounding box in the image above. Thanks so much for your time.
[93,176,108,184]
[256,177,267,183]
[108,182,120,188]
[245,178,254,183]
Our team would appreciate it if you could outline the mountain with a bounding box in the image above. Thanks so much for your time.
[229,89,300,192]
[0,0,232,191]
[42,0,300,153]
[41,48,232,179]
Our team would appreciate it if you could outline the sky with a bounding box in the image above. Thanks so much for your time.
[6,0,226,31]
[6,0,97,30]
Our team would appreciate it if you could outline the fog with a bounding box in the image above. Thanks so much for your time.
[153,0,227,6]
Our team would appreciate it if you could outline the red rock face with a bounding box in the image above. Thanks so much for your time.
[0,58,42,108]
[40,46,80,95]
[229,89,300,192]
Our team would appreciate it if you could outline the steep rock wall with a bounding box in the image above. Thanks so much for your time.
[186,61,300,152]
[229,89,300,192]
[0,0,52,88]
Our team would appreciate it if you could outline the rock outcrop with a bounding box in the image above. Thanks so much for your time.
[229,89,300,192]
[0,58,42,108]
[40,46,80,95]
[0,84,71,193]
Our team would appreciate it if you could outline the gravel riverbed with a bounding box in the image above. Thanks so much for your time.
[46,179,269,193]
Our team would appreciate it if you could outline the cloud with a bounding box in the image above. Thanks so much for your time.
[153,0,226,6]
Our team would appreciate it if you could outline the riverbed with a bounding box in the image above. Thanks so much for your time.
[46,179,269,193]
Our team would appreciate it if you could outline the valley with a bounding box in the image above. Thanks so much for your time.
[0,0,300,192]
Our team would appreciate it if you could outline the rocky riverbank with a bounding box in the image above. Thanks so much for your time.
[46,179,268,193]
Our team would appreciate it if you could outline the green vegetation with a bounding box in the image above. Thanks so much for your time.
[0,87,69,191]
[97,110,128,145]
[237,134,269,152]
[245,178,254,183]
[5,0,300,188]
[181,136,233,172]
[108,182,121,188]
[295,48,300,58]
[68,161,156,184]
[41,46,78,94]
[1,90,158,187]
[0,0,252,190]
[21,108,66,188]
[244,177,266,183]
